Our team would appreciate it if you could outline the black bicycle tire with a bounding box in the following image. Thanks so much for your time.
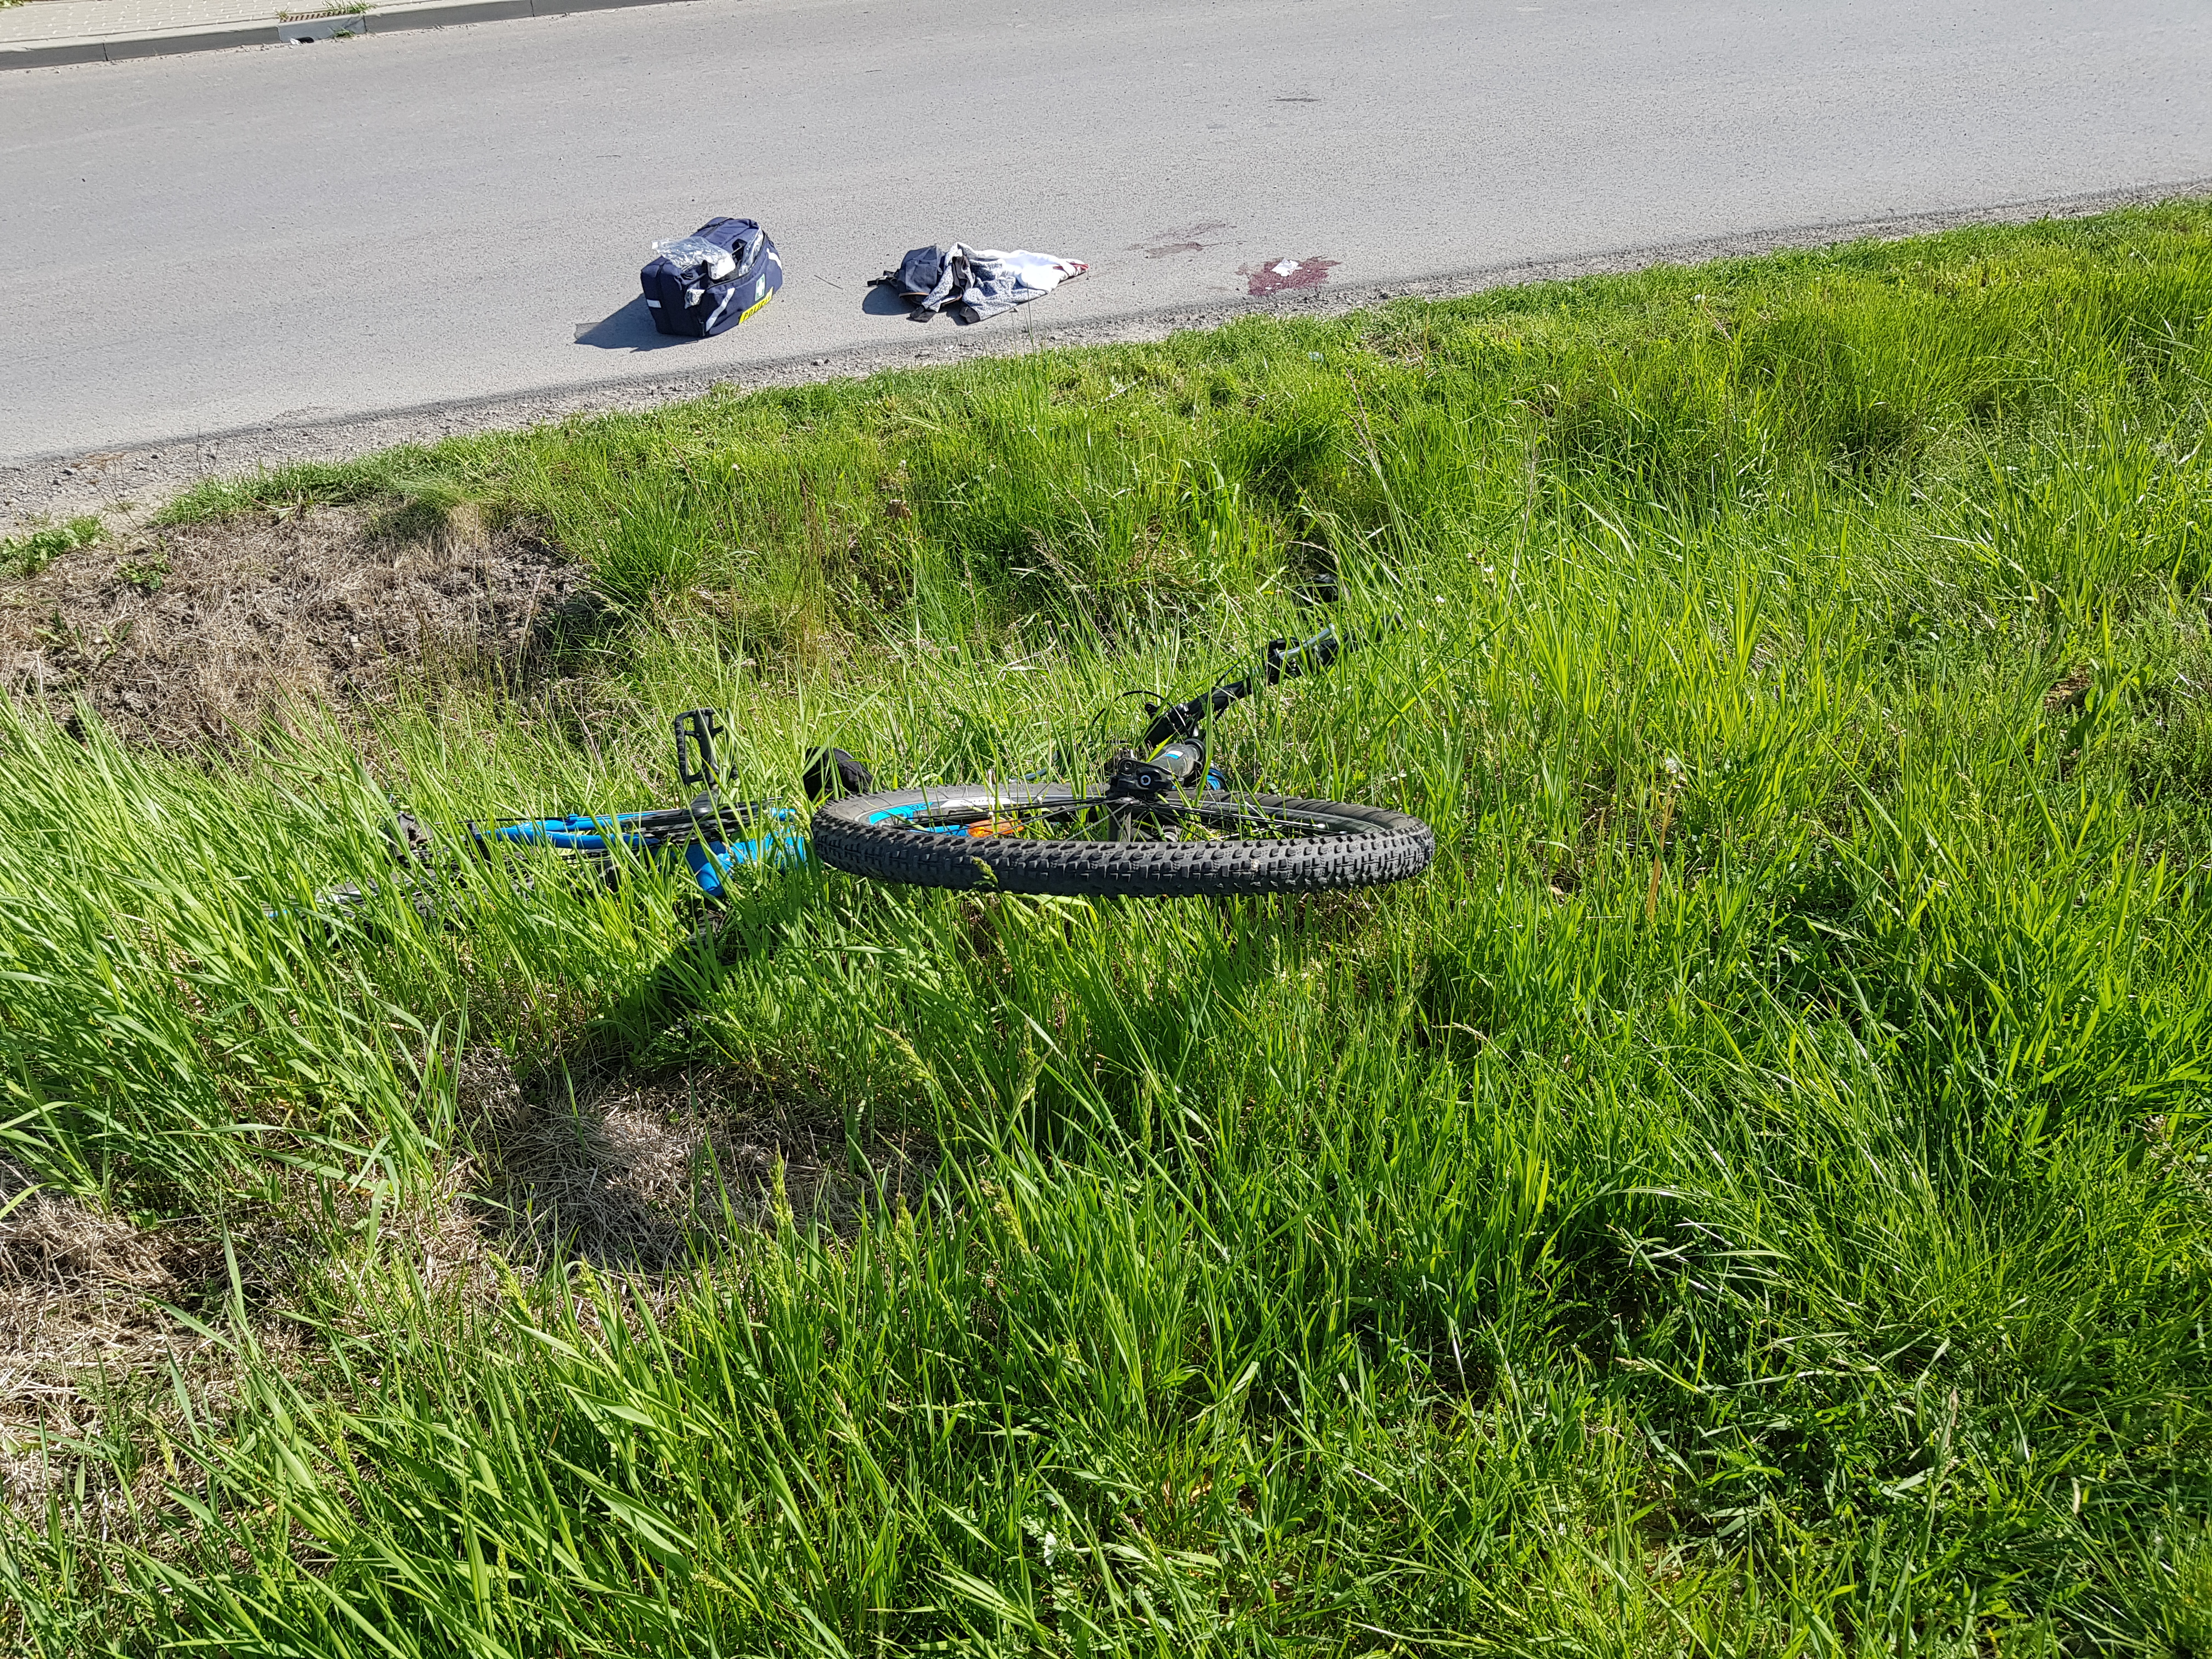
[810,782,1434,898]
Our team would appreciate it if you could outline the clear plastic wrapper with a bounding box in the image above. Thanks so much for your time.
[651,236,736,280]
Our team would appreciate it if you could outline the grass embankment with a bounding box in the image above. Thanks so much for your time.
[5,204,2212,1655]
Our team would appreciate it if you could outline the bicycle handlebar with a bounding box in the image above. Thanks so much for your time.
[1140,625,1355,748]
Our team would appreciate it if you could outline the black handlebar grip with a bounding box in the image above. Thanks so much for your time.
[1141,625,1354,745]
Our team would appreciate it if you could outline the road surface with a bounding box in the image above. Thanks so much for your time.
[2,0,2209,467]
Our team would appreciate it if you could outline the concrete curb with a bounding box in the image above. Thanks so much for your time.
[0,0,687,70]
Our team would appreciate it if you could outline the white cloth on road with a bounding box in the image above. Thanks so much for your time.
[881,243,1088,323]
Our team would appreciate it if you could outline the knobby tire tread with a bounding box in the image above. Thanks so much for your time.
[810,784,1434,898]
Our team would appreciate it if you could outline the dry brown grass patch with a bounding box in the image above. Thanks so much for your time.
[0,1152,504,1514]
[465,1051,938,1270]
[0,503,594,749]
[0,1163,223,1502]
[0,1053,940,1512]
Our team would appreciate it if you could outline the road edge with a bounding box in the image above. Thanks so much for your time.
[7,178,2211,532]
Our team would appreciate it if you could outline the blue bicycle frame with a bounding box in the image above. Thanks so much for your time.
[472,805,807,899]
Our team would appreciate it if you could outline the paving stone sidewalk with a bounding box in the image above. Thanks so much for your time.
[3,0,286,42]
[1,0,679,67]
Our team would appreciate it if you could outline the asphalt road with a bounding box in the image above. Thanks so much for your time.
[3,0,2209,466]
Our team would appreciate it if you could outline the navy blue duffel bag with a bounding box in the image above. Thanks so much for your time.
[640,218,783,337]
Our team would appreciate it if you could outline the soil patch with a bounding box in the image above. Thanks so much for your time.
[461,1051,938,1269]
[0,503,596,749]
[0,1160,227,1493]
[0,1051,937,1505]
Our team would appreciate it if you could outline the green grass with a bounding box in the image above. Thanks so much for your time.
[5,201,2212,1655]
[2,514,101,578]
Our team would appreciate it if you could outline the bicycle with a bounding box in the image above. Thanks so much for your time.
[323,624,1431,917]
[460,710,866,899]
[314,714,867,919]
[809,625,1435,898]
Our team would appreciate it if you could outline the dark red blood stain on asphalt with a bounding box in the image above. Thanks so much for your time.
[1242,257,1338,297]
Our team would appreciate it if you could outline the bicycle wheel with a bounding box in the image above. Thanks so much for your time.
[810,782,1432,898]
